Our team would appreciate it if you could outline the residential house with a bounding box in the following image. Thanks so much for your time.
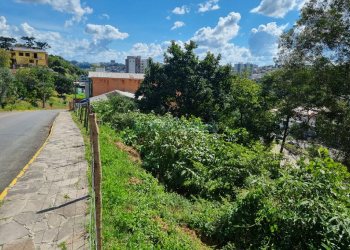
[9,47,48,68]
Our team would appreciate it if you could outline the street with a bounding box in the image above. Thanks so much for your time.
[0,110,59,193]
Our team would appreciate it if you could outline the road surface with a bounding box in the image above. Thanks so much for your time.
[0,110,59,193]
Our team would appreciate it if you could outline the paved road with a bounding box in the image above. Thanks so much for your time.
[0,110,59,193]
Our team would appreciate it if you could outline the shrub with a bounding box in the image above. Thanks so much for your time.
[214,151,350,249]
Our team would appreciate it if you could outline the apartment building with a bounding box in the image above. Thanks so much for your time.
[125,56,149,73]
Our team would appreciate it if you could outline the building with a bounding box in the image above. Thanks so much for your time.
[140,59,149,74]
[9,47,48,68]
[125,56,149,73]
[88,72,144,97]
[233,63,258,76]
[125,56,141,73]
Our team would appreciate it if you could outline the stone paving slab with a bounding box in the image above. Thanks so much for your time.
[0,111,89,250]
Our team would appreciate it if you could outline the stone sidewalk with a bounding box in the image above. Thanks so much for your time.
[0,111,89,250]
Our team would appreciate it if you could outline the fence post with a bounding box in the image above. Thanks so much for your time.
[89,113,102,250]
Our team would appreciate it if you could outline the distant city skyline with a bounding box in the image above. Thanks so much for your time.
[0,0,305,65]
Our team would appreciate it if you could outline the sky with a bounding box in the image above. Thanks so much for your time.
[0,0,305,65]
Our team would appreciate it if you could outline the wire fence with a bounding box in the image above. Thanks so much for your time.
[74,101,102,250]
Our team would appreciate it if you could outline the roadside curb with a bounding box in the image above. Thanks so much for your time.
[0,114,58,201]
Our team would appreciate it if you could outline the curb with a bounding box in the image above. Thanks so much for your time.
[0,114,58,201]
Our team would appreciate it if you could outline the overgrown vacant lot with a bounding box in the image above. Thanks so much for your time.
[100,126,223,249]
[89,94,350,249]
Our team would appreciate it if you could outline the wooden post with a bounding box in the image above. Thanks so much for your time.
[89,113,102,250]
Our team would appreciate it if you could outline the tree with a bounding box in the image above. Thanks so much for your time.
[53,74,74,95]
[222,76,278,142]
[21,36,36,48]
[135,41,232,123]
[33,67,54,108]
[277,0,350,165]
[15,67,55,107]
[0,68,14,108]
[35,41,50,50]
[0,36,16,49]
[260,68,315,152]
[0,49,10,68]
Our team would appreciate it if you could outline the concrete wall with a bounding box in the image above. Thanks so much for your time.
[91,77,142,97]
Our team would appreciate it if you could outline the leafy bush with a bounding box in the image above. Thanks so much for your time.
[213,151,350,249]
[94,103,279,200]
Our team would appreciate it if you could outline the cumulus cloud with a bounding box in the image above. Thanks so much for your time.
[0,16,10,31]
[251,0,305,18]
[192,12,241,47]
[198,0,220,13]
[249,22,288,58]
[171,21,185,30]
[172,5,190,15]
[129,43,166,59]
[15,0,93,26]
[85,24,129,43]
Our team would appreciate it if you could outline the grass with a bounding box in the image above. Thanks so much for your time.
[99,125,213,249]
[72,110,224,249]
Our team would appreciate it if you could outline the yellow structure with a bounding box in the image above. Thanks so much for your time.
[9,47,48,68]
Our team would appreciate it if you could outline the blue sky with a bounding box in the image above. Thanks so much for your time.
[0,0,305,65]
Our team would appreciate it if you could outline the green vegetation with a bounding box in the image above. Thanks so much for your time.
[92,94,350,249]
[135,42,277,143]
[99,125,221,249]
[80,0,350,248]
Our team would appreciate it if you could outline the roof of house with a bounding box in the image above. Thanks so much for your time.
[10,47,47,53]
[89,90,137,103]
[88,71,145,80]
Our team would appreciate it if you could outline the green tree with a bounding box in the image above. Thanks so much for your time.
[0,36,16,49]
[35,41,50,50]
[261,68,315,152]
[0,68,15,108]
[277,0,350,164]
[136,41,232,123]
[33,67,54,108]
[222,76,278,142]
[0,49,10,68]
[53,74,74,95]
[21,36,36,48]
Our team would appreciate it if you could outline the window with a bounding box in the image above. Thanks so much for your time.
[19,52,24,56]
[34,53,38,58]
[25,53,30,57]
[29,59,34,63]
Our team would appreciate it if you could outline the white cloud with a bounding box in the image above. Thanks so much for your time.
[166,16,171,20]
[198,0,220,13]
[172,5,190,15]
[129,43,165,59]
[85,24,129,43]
[15,0,93,26]
[249,22,288,58]
[192,12,241,47]
[100,14,110,20]
[251,0,305,18]
[0,16,10,31]
[171,21,185,30]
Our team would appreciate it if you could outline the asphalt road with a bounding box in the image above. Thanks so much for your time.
[0,110,59,193]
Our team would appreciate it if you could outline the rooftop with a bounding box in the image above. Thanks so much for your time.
[88,71,145,79]
[10,47,47,53]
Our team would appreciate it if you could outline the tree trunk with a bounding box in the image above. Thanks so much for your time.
[42,94,46,109]
[280,115,290,153]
